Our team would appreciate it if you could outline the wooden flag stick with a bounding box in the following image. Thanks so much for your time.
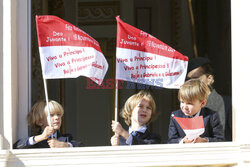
[43,78,53,138]
[114,80,119,122]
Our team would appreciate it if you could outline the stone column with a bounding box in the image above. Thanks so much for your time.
[232,0,250,143]
[1,0,18,149]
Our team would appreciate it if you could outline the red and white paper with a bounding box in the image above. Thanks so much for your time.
[173,115,205,140]
[116,16,188,89]
[36,15,108,85]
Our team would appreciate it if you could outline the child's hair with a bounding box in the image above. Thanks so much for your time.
[178,79,210,103]
[27,100,64,131]
[121,90,157,126]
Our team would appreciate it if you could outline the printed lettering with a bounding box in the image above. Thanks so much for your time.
[46,56,57,61]
[123,66,134,71]
[54,62,65,68]
[117,58,128,63]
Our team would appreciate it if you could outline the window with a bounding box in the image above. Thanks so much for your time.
[29,0,231,146]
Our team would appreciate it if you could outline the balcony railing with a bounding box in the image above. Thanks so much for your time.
[1,142,250,166]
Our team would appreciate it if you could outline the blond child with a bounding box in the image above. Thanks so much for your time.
[111,91,161,145]
[187,57,232,141]
[167,79,224,144]
[13,100,83,148]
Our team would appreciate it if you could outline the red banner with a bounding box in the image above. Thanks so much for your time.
[36,15,108,85]
[116,16,188,89]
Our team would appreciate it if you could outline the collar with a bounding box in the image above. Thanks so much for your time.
[194,110,201,117]
[53,131,58,138]
[189,110,201,118]
[128,125,147,134]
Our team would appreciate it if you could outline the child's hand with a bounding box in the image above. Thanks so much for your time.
[111,121,125,135]
[183,136,194,143]
[33,126,55,143]
[48,139,69,148]
[110,134,120,146]
[111,121,129,139]
[42,126,55,140]
[193,137,209,143]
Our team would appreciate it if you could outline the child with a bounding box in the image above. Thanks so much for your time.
[111,91,161,145]
[167,79,224,144]
[186,57,232,141]
[13,100,83,149]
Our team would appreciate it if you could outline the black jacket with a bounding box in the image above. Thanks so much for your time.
[119,129,161,145]
[13,131,84,149]
[167,107,224,144]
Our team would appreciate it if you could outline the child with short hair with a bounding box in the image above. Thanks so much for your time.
[167,79,224,144]
[111,91,161,145]
[13,100,83,149]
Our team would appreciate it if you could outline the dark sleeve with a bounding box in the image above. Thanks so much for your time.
[130,133,161,145]
[207,111,225,142]
[223,95,232,141]
[167,115,182,144]
[70,140,84,147]
[120,131,161,145]
[64,134,84,147]
[13,137,32,149]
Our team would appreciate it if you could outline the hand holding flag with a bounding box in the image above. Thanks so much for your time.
[172,114,205,141]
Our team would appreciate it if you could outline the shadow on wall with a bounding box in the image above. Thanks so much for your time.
[0,135,25,167]
[5,150,25,167]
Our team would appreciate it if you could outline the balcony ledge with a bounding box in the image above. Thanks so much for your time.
[1,142,250,167]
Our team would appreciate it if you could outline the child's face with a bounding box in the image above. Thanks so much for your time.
[41,112,62,130]
[131,98,152,126]
[180,99,206,117]
[49,112,62,130]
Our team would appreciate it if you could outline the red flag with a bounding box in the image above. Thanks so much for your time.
[172,115,205,140]
[36,15,108,85]
[116,16,188,88]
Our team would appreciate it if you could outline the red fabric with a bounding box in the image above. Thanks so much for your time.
[36,15,102,52]
[116,16,188,61]
[173,115,205,130]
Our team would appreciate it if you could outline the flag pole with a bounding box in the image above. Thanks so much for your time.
[115,80,118,122]
[43,78,53,138]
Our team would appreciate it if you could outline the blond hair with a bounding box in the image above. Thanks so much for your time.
[27,100,64,131]
[178,79,210,103]
[121,91,157,126]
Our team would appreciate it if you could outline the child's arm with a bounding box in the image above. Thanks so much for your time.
[13,126,55,149]
[33,126,55,143]
[206,111,224,142]
[167,115,184,143]
[111,121,129,140]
